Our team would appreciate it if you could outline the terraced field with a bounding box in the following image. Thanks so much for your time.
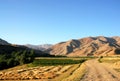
[1,57,120,81]
[0,64,86,81]
[0,65,72,80]
[0,58,87,81]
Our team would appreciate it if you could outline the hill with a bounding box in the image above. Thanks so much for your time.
[0,45,50,57]
[0,38,52,57]
[0,38,52,70]
[0,38,10,45]
[46,36,120,56]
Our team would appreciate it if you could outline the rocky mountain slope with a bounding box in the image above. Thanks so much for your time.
[0,38,10,45]
[25,44,52,51]
[46,36,120,56]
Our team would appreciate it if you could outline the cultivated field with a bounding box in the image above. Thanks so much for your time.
[1,56,120,81]
[0,57,87,81]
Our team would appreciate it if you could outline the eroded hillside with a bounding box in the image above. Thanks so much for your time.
[46,36,120,56]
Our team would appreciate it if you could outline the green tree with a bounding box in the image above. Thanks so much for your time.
[20,50,27,65]
[29,50,35,62]
[0,55,7,69]
[7,58,14,67]
[14,51,21,65]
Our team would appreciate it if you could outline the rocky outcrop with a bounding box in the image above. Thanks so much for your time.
[46,36,120,56]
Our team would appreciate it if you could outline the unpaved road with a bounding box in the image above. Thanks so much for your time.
[81,59,120,81]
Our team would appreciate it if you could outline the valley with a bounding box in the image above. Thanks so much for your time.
[0,57,120,81]
[0,36,120,81]
[1,0,120,80]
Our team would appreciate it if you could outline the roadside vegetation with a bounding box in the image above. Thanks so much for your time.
[98,56,120,73]
[98,56,120,63]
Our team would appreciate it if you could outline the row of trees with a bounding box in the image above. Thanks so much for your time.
[0,50,35,70]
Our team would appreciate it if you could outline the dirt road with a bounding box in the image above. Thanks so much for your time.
[81,59,120,81]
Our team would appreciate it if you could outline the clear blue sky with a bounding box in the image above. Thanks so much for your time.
[0,0,120,45]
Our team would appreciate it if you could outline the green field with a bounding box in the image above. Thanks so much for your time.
[28,57,91,66]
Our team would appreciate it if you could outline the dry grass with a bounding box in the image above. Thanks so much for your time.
[52,64,79,81]
[98,57,120,63]
[0,57,89,81]
[0,65,79,81]
[0,64,87,81]
[98,57,120,73]
[62,63,86,81]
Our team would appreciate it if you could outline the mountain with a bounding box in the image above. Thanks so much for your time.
[0,38,51,57]
[25,44,52,51]
[0,39,52,70]
[46,36,120,56]
[0,38,10,45]
[0,45,51,57]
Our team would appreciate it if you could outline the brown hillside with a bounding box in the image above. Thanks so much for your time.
[46,36,120,56]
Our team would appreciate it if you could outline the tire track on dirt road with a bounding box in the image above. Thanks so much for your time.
[81,59,120,81]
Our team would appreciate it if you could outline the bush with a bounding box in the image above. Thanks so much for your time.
[98,56,103,63]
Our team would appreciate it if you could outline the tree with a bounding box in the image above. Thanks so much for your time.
[7,58,14,67]
[0,50,35,70]
[20,50,27,65]
[29,50,35,62]
[0,55,7,69]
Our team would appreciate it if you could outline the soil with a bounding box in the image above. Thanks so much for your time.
[81,59,120,81]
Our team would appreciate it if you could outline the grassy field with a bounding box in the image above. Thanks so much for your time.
[29,58,86,66]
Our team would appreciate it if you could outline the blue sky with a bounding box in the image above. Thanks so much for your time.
[0,0,120,45]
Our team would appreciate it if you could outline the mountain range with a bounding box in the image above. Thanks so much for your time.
[1,36,120,57]
[0,38,50,57]
[46,36,120,56]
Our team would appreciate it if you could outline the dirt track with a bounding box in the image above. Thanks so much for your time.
[81,59,120,81]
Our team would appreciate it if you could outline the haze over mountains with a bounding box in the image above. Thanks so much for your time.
[25,44,52,51]
[0,38,52,52]
[0,38,50,57]
[46,36,120,56]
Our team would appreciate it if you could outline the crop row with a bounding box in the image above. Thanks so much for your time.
[0,65,73,80]
[31,59,86,66]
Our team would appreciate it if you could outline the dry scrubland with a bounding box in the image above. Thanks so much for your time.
[0,57,87,81]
